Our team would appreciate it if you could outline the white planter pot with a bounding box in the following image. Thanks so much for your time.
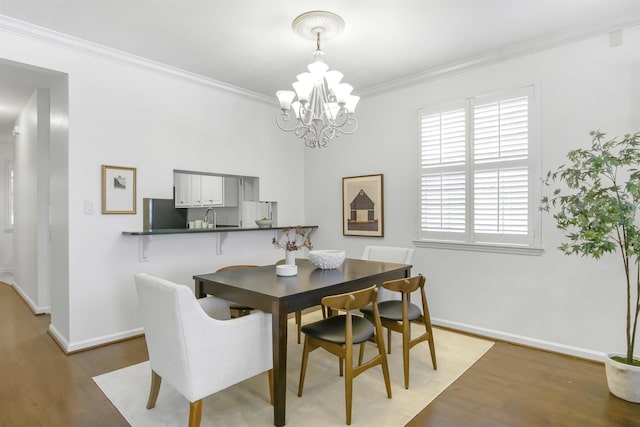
[285,250,296,266]
[604,353,640,403]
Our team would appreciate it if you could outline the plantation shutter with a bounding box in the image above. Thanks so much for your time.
[418,86,536,246]
[419,105,467,239]
[473,96,529,234]
[472,96,529,237]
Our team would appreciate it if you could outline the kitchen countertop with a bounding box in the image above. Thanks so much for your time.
[122,225,318,236]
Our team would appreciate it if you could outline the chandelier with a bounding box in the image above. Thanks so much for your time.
[276,11,359,148]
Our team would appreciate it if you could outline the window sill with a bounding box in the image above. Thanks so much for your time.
[413,239,544,256]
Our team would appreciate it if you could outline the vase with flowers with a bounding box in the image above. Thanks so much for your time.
[272,226,313,265]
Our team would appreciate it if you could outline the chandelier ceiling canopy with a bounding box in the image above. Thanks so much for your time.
[276,11,359,149]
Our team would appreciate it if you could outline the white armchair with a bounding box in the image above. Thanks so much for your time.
[361,246,416,301]
[134,273,273,427]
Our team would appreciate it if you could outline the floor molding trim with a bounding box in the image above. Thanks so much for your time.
[52,326,145,354]
[432,317,605,362]
[12,282,50,314]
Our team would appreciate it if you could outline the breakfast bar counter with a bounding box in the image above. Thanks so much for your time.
[122,225,318,236]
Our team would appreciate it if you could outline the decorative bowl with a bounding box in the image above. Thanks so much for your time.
[308,250,346,269]
[276,264,298,276]
[255,219,273,228]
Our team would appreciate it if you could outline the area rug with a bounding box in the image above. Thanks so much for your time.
[93,313,493,427]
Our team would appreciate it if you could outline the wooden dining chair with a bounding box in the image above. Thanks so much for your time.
[360,245,415,302]
[360,274,437,389]
[275,258,326,344]
[215,265,258,317]
[297,285,392,425]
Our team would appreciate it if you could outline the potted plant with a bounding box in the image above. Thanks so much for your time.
[542,130,640,402]
[272,226,313,266]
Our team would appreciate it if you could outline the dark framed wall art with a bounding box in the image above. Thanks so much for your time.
[102,165,137,214]
[342,174,384,237]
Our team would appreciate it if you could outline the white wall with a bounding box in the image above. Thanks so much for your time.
[3,18,638,359]
[305,26,640,361]
[0,142,14,273]
[1,24,306,351]
[12,88,50,313]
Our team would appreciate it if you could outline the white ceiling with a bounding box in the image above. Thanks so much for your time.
[2,0,640,140]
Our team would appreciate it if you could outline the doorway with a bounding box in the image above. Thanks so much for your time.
[0,58,69,319]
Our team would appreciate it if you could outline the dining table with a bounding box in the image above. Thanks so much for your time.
[193,257,411,427]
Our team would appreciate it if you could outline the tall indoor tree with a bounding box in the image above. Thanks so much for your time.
[542,130,640,368]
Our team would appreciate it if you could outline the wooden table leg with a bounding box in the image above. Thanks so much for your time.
[195,280,205,298]
[272,301,288,426]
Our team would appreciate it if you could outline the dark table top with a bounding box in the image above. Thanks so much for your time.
[193,258,411,312]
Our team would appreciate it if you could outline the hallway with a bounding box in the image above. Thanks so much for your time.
[0,282,147,426]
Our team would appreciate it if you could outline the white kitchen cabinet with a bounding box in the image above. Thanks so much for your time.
[200,175,223,206]
[174,172,193,207]
[174,172,224,207]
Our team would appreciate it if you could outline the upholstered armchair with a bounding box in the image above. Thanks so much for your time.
[134,273,273,427]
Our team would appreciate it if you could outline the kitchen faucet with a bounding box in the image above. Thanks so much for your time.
[204,208,217,229]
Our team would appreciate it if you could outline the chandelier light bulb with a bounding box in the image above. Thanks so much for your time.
[308,61,329,81]
[345,95,360,113]
[275,10,358,148]
[291,101,302,118]
[276,90,295,110]
[333,83,353,105]
[324,70,343,92]
[292,81,313,103]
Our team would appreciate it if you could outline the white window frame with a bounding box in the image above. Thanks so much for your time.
[414,84,542,255]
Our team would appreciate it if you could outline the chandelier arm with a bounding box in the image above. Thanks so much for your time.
[332,107,351,127]
[338,117,358,135]
[276,110,303,132]
[297,103,315,127]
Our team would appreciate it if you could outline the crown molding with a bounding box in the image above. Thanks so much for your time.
[359,18,640,97]
[3,14,640,102]
[0,15,275,105]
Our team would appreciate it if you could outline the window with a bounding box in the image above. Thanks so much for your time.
[417,86,541,254]
[6,160,14,231]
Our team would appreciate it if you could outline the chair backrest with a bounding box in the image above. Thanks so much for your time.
[321,285,378,312]
[275,258,306,265]
[361,246,415,302]
[134,273,220,396]
[382,274,425,294]
[216,264,258,272]
[383,274,430,319]
[361,246,415,265]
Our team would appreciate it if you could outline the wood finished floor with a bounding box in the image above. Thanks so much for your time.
[1,282,638,426]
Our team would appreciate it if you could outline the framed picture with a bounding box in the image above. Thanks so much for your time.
[102,165,137,214]
[342,174,384,237]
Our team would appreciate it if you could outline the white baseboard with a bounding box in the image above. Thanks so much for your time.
[49,324,145,353]
[12,283,51,314]
[432,317,605,363]
[48,323,71,351]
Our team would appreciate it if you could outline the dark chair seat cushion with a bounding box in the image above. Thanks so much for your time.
[361,301,422,322]
[301,315,374,344]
